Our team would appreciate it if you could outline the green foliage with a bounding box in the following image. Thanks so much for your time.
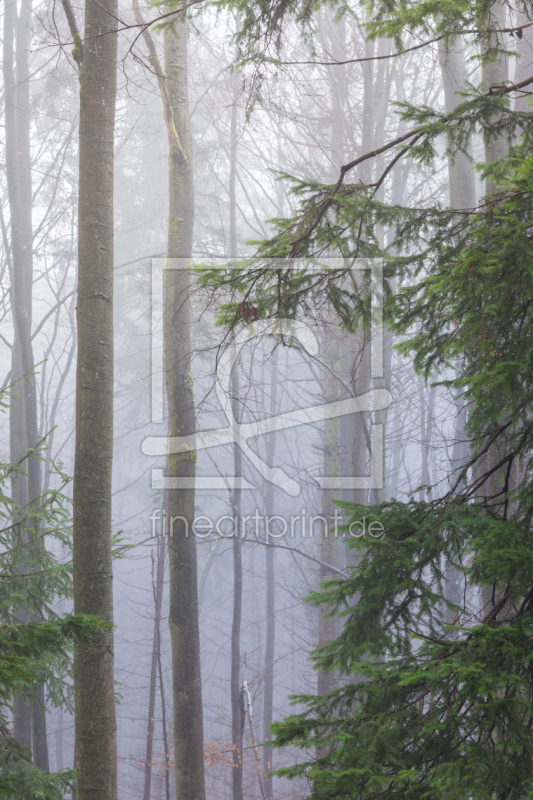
[269,497,533,800]
[190,0,533,797]
[0,388,112,798]
[0,734,74,800]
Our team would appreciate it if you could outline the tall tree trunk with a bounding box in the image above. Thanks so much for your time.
[4,0,48,761]
[417,380,435,502]
[32,685,50,771]
[514,10,533,115]
[438,37,477,607]
[144,531,166,800]
[262,346,278,800]
[477,3,511,620]
[228,62,244,800]
[481,3,508,193]
[230,366,244,800]
[72,0,118,794]
[438,40,477,211]
[317,328,341,697]
[317,18,346,690]
[131,7,204,796]
[156,543,171,800]
[163,19,205,800]
[229,67,239,259]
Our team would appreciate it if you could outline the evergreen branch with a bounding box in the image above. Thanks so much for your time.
[286,74,533,255]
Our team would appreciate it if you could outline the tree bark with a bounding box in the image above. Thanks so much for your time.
[4,0,48,762]
[229,68,239,259]
[144,532,166,800]
[262,346,278,800]
[157,610,172,800]
[132,8,204,797]
[32,684,50,771]
[438,40,476,210]
[317,328,341,697]
[72,0,118,794]
[481,3,508,193]
[163,19,205,800]
[230,366,244,800]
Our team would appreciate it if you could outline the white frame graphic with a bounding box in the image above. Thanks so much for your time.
[142,258,389,495]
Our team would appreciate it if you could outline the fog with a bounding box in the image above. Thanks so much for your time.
[2,0,517,797]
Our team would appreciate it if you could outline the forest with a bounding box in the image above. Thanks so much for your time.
[2,0,533,798]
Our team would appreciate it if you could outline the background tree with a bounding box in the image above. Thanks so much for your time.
[71,0,118,795]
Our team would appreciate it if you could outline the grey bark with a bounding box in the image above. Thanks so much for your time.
[262,346,279,800]
[514,11,533,115]
[438,40,476,210]
[163,18,205,800]
[72,0,118,794]
[32,684,50,771]
[229,68,239,259]
[132,7,204,795]
[4,0,49,763]
[317,328,341,698]
[230,366,244,800]
[417,379,435,502]
[144,531,166,800]
[438,38,476,606]
[481,3,508,193]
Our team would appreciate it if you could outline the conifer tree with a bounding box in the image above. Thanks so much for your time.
[197,1,533,796]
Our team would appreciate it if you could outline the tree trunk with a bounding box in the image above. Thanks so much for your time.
[417,379,435,502]
[481,3,508,193]
[438,37,477,607]
[72,0,118,794]
[317,328,341,697]
[4,0,49,761]
[163,19,205,800]
[156,531,171,800]
[144,532,166,800]
[262,346,278,800]
[514,10,533,115]
[131,8,204,796]
[32,684,50,771]
[438,40,476,210]
[230,366,244,800]
[229,68,239,259]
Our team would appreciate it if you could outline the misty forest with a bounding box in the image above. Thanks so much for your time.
[3,0,533,798]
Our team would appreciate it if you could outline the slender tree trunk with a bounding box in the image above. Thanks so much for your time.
[230,365,244,800]
[131,8,204,797]
[481,3,508,193]
[317,17,346,658]
[144,532,166,800]
[55,708,64,771]
[72,0,118,794]
[317,328,341,697]
[156,551,171,800]
[243,682,267,800]
[4,0,48,761]
[32,684,50,771]
[262,347,278,800]
[438,38,476,607]
[417,379,435,502]
[163,19,205,800]
[514,10,533,115]
[229,68,239,259]
[227,64,244,800]
[438,40,476,211]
